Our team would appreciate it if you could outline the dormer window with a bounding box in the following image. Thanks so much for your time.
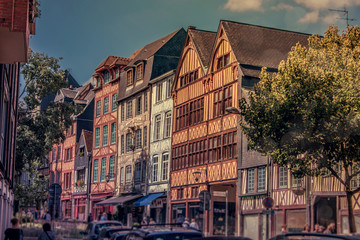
[96,78,101,87]
[104,70,110,84]
[115,68,119,78]
[136,64,143,81]
[127,70,133,86]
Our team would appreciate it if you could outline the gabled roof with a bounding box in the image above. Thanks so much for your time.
[188,28,216,72]
[95,55,130,71]
[54,87,78,102]
[220,20,310,71]
[81,129,93,152]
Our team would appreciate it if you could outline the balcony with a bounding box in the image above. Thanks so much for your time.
[73,184,87,194]
[0,0,37,64]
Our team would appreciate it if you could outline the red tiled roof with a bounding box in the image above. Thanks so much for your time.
[95,55,130,71]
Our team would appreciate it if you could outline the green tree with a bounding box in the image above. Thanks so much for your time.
[239,25,360,233]
[15,49,75,208]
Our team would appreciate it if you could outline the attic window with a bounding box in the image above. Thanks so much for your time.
[115,68,119,78]
[96,78,101,87]
[80,147,85,155]
[127,70,133,86]
[104,70,110,84]
[179,69,199,87]
[136,64,143,81]
[216,53,230,70]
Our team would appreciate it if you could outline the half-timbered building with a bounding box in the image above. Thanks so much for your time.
[90,56,130,217]
[115,29,186,225]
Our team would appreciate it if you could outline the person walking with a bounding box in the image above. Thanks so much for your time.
[45,212,51,222]
[182,218,190,227]
[4,218,23,240]
[189,219,199,230]
[324,223,335,234]
[280,224,288,234]
[38,223,55,240]
[101,212,107,221]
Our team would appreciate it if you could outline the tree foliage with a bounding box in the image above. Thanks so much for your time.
[15,49,75,207]
[239,25,360,233]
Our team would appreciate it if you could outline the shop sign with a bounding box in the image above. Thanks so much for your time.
[213,191,227,197]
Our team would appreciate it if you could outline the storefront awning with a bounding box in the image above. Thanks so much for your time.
[133,193,164,207]
[96,194,142,206]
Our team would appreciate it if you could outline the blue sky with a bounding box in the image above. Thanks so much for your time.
[29,0,360,85]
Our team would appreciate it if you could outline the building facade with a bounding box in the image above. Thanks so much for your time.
[91,56,130,218]
[147,70,176,224]
[115,28,186,225]
[0,0,36,233]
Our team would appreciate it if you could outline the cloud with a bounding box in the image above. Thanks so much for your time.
[295,0,360,10]
[298,10,319,23]
[224,0,264,12]
[321,12,341,24]
[271,3,294,11]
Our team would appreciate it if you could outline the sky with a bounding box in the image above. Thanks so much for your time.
[29,0,360,85]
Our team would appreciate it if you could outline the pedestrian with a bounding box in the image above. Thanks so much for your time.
[324,222,335,234]
[37,223,55,240]
[319,225,326,233]
[101,212,107,221]
[97,212,102,221]
[107,211,112,221]
[190,218,199,230]
[4,218,23,240]
[280,224,288,234]
[149,218,156,224]
[141,217,148,225]
[45,212,51,222]
[314,224,320,233]
[182,218,190,228]
[87,213,93,223]
[302,224,310,232]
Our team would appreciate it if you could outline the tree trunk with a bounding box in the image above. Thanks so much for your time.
[346,191,357,233]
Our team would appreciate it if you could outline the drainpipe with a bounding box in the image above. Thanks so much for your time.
[87,153,92,216]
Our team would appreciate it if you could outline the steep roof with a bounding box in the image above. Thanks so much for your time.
[95,55,130,71]
[82,129,93,152]
[221,20,310,73]
[118,28,186,102]
[188,29,216,71]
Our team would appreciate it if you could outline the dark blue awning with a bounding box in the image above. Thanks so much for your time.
[133,193,164,207]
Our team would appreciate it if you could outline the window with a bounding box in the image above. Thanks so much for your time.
[258,167,266,192]
[143,126,147,147]
[162,153,169,181]
[127,70,133,86]
[144,92,148,112]
[125,165,132,184]
[115,68,119,78]
[95,128,100,148]
[247,168,254,193]
[213,86,232,118]
[120,167,124,184]
[104,97,109,114]
[57,146,61,161]
[126,100,132,119]
[216,53,230,70]
[103,125,108,146]
[164,112,172,138]
[224,86,233,110]
[175,104,189,131]
[166,79,172,98]
[134,162,141,183]
[179,69,199,87]
[209,135,221,162]
[152,155,159,182]
[121,103,125,121]
[136,64,143,80]
[214,90,223,117]
[279,166,288,188]
[189,98,204,125]
[96,78,101,87]
[65,148,73,161]
[52,148,56,162]
[136,96,142,115]
[126,133,133,152]
[142,161,146,183]
[156,82,162,102]
[172,144,187,170]
[135,129,142,149]
[188,139,207,167]
[223,131,237,160]
[191,187,199,198]
[292,174,302,188]
[154,115,161,140]
[104,70,110,84]
[112,94,117,112]
[79,147,85,156]
[111,123,116,145]
[121,135,124,154]
[77,169,85,181]
[100,157,106,182]
[108,156,114,180]
[93,159,98,183]
[96,100,101,117]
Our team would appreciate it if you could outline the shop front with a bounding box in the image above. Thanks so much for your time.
[74,196,87,221]
[134,193,166,224]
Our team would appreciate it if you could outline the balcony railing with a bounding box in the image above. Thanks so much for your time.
[73,184,87,194]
